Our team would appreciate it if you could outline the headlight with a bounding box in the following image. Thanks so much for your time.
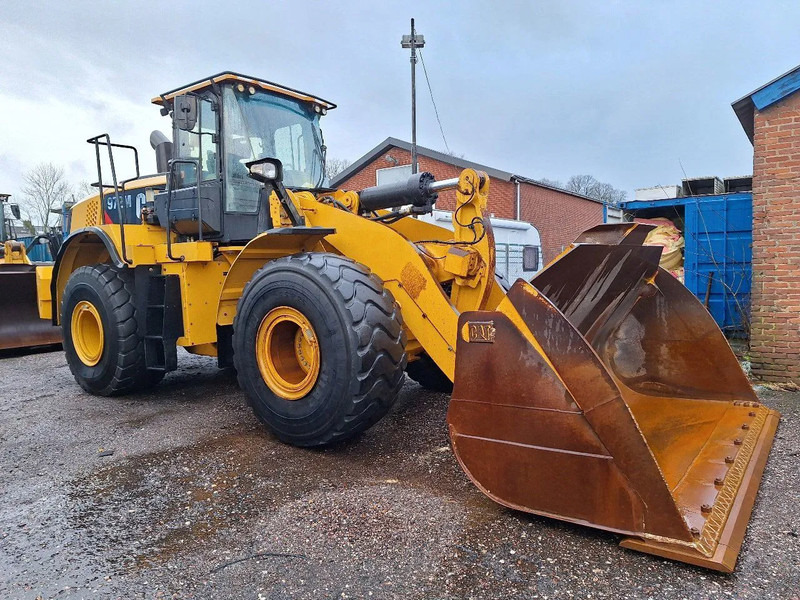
[249,162,277,180]
[246,158,284,184]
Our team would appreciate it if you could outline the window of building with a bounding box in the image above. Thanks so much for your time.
[376,164,412,186]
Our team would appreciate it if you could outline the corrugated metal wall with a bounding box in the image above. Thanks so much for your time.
[684,193,752,333]
[620,192,752,334]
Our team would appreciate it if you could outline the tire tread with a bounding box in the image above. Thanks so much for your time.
[63,264,163,396]
[234,252,406,446]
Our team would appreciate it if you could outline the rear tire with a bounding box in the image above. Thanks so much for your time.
[62,264,163,396]
[405,353,453,394]
[406,272,509,394]
[233,253,406,447]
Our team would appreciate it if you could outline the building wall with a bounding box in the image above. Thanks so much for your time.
[750,93,800,384]
[336,145,603,263]
[517,182,603,263]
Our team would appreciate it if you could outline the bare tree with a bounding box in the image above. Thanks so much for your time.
[74,180,97,200]
[21,163,71,232]
[537,177,564,189]
[325,158,351,180]
[565,174,599,196]
[565,174,627,205]
[588,181,627,204]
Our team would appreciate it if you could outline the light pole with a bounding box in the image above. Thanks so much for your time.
[401,18,425,174]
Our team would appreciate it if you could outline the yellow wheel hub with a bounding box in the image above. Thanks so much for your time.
[71,300,104,366]
[256,306,320,400]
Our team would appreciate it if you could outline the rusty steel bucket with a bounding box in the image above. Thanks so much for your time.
[0,263,62,351]
[448,223,779,572]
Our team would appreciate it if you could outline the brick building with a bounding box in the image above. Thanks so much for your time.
[733,64,800,384]
[331,138,604,264]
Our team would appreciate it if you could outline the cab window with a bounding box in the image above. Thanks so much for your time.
[274,124,306,173]
[174,96,218,186]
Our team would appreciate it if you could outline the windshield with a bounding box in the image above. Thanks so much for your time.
[223,86,326,213]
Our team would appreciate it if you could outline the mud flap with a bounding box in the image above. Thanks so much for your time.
[448,226,779,572]
[0,265,62,350]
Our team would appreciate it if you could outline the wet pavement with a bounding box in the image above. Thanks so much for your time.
[1,348,798,599]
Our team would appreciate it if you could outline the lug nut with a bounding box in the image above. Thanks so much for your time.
[742,423,750,430]
[701,504,713,514]
[749,411,756,417]
[690,527,701,537]
[725,456,735,464]
[714,477,725,486]
[734,438,743,445]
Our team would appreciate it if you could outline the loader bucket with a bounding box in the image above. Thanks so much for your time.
[0,264,62,350]
[448,224,779,572]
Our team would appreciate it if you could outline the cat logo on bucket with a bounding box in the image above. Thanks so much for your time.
[464,321,495,343]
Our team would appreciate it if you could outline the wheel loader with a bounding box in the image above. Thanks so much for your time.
[0,196,62,350]
[35,72,779,572]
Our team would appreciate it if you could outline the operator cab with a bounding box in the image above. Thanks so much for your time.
[150,72,335,244]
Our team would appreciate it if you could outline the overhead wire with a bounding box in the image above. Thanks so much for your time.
[418,49,451,155]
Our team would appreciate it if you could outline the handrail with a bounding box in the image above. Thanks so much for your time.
[86,134,141,265]
[165,158,201,262]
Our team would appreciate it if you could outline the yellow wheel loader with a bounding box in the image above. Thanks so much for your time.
[0,197,62,350]
[38,72,778,572]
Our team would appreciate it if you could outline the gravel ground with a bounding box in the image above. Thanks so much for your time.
[0,348,798,600]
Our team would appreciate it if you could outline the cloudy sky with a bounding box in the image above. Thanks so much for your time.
[1,1,799,202]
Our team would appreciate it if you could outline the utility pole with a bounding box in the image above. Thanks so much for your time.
[401,18,424,174]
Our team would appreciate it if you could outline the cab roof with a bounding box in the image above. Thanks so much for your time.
[151,71,336,110]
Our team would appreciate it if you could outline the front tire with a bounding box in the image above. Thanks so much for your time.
[62,264,163,396]
[233,253,406,447]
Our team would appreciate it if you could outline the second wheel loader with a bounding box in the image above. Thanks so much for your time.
[0,195,62,350]
[36,72,778,572]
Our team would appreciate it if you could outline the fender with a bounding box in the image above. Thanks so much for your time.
[216,226,334,327]
[50,227,125,324]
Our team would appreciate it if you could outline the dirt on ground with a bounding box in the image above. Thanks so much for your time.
[1,348,798,599]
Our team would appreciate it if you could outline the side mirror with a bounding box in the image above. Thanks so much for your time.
[246,158,284,184]
[174,95,198,131]
[9,204,21,220]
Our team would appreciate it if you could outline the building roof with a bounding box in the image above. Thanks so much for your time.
[330,137,603,204]
[732,63,800,144]
[151,71,337,110]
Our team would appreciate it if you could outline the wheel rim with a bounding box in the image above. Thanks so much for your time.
[256,306,320,400]
[71,300,104,366]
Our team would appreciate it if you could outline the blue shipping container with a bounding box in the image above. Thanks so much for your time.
[16,236,54,262]
[620,192,752,334]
